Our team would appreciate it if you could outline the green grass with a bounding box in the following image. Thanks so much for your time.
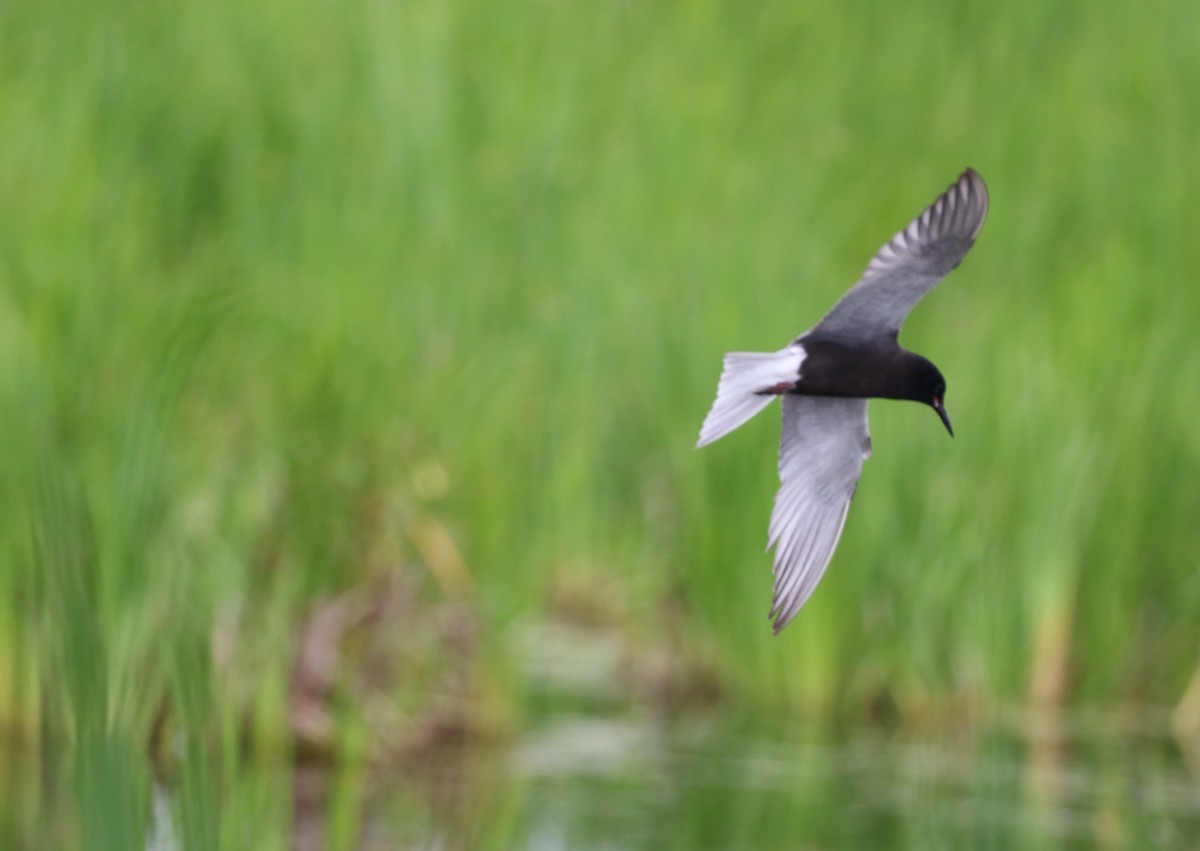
[3,0,1200,844]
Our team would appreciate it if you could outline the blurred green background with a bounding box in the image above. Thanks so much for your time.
[3,0,1200,846]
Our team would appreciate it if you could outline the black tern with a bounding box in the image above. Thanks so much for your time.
[697,169,989,633]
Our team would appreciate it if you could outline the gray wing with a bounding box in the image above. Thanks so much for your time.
[814,169,988,342]
[768,395,871,632]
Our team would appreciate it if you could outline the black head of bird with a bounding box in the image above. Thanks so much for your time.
[896,354,953,437]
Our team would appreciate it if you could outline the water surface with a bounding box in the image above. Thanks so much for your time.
[337,709,1200,850]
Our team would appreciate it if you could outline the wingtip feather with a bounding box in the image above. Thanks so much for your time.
[956,167,989,240]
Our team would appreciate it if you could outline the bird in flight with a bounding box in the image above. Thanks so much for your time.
[697,169,989,633]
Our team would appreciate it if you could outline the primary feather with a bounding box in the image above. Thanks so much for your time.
[816,169,988,341]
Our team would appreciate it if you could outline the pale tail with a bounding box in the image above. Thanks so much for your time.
[696,346,805,447]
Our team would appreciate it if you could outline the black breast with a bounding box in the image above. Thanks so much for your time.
[792,337,920,400]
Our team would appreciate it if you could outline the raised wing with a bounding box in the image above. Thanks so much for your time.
[814,169,988,342]
[768,395,870,632]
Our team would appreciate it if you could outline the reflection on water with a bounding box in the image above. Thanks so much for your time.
[146,782,178,851]
[15,708,1200,848]
[327,710,1200,850]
